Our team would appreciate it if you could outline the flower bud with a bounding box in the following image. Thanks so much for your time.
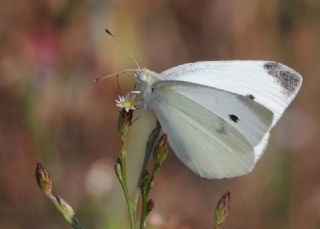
[153,134,168,168]
[146,199,154,215]
[118,109,133,133]
[215,191,231,229]
[55,195,75,224]
[140,170,150,193]
[118,109,133,144]
[35,162,52,195]
[114,157,123,182]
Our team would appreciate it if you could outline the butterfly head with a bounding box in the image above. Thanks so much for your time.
[133,68,159,85]
[133,68,158,92]
[132,68,160,109]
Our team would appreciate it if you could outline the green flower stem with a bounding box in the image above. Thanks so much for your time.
[117,114,162,229]
[119,145,136,229]
[132,121,161,211]
[139,127,167,229]
[140,192,149,229]
[35,163,84,229]
[48,194,84,229]
[116,109,136,229]
[71,218,84,229]
[140,165,160,229]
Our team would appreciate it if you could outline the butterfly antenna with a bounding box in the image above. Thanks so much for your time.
[105,28,141,70]
[93,70,136,83]
[116,74,123,95]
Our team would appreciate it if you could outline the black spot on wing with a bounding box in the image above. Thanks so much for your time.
[229,114,239,123]
[246,94,255,100]
[263,61,301,96]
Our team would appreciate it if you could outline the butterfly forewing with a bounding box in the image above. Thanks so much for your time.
[159,61,302,127]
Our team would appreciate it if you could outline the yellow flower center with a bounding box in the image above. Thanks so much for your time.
[123,99,135,109]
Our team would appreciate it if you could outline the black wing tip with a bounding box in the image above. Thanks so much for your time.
[263,61,302,95]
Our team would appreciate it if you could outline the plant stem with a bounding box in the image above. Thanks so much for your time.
[132,122,161,211]
[139,193,148,229]
[47,193,85,229]
[72,217,85,229]
[119,139,136,229]
[140,165,159,229]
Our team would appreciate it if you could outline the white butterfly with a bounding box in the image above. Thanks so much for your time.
[129,61,302,179]
[101,29,302,179]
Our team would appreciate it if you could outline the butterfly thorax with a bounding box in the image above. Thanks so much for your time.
[134,68,160,109]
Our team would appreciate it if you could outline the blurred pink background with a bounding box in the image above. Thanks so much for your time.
[0,0,319,228]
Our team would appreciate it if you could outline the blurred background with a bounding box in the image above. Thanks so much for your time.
[0,0,319,228]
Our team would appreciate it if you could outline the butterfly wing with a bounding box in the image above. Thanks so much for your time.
[147,61,302,178]
[149,86,256,178]
[153,82,274,148]
[158,61,302,128]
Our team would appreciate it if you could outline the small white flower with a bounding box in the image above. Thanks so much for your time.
[115,93,136,112]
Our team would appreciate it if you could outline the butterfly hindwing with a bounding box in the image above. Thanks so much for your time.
[153,82,274,147]
[149,86,255,178]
